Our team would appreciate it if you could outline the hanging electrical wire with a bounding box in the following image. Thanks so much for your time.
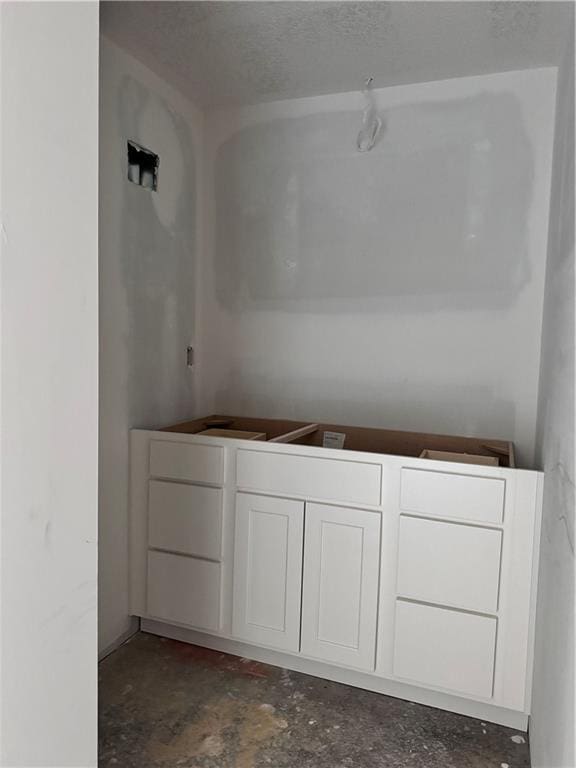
[356,77,382,152]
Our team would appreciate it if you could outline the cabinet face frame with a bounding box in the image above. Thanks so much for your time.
[232,492,304,652]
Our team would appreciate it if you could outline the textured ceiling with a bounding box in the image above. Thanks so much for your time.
[101,1,573,108]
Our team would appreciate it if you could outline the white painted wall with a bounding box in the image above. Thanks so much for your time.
[99,38,203,655]
[200,69,557,466]
[531,24,575,768]
[0,2,98,765]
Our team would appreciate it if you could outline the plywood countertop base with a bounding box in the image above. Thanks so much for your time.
[162,414,515,468]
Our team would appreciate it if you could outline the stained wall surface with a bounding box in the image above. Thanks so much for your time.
[531,24,575,768]
[99,38,202,654]
[0,2,99,764]
[199,69,557,466]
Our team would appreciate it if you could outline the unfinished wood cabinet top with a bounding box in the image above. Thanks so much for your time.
[161,414,515,468]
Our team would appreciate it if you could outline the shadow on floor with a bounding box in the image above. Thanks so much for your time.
[99,632,531,768]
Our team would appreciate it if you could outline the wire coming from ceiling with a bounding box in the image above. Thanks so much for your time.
[357,77,382,152]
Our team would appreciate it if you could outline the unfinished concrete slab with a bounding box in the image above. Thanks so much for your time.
[99,632,531,767]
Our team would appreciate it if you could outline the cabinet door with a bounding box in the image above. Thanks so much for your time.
[232,493,304,652]
[301,503,381,670]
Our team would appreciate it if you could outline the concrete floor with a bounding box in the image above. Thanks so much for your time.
[99,632,531,768]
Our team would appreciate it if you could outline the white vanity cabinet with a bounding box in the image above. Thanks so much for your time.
[129,421,543,731]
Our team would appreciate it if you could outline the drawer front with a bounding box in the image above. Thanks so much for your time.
[148,481,222,560]
[236,450,382,507]
[400,468,505,524]
[149,440,224,485]
[393,600,497,699]
[147,551,220,631]
[397,516,502,613]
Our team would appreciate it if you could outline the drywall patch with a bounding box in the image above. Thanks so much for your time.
[139,94,185,230]
[214,91,532,312]
[98,37,201,656]
[117,73,196,427]
[202,69,556,466]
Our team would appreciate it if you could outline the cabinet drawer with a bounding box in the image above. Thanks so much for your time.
[147,551,220,631]
[149,440,224,485]
[236,450,381,507]
[397,516,502,613]
[393,600,497,699]
[148,481,222,560]
[400,468,505,524]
